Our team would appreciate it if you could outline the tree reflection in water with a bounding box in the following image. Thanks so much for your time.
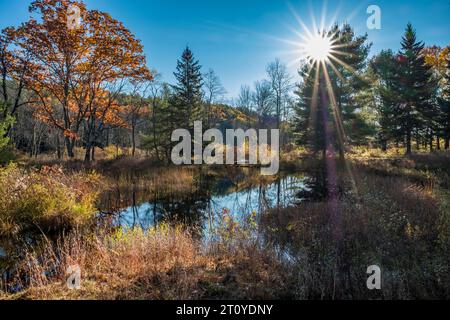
[98,169,308,238]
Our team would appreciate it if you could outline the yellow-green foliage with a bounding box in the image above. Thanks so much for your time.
[103,145,124,160]
[0,164,101,236]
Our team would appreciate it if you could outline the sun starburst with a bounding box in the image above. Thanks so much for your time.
[301,32,334,63]
[275,1,362,211]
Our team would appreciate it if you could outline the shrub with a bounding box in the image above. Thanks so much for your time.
[0,164,101,237]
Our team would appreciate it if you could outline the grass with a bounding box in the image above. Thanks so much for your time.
[261,155,450,299]
[3,225,293,300]
[1,147,449,300]
[0,164,101,237]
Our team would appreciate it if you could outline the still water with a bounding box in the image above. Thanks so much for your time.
[98,173,309,234]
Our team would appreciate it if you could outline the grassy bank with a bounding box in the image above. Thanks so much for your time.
[1,148,449,299]
[3,225,293,300]
[0,164,101,237]
[262,152,450,299]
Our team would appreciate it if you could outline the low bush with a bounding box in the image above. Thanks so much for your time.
[0,164,101,237]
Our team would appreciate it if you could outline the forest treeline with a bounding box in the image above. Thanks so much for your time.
[0,0,449,165]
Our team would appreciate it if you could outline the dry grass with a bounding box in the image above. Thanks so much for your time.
[2,148,449,300]
[3,225,293,300]
[261,161,450,299]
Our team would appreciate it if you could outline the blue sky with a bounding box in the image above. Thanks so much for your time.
[0,0,449,99]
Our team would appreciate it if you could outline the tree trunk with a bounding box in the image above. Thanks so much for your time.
[131,123,136,157]
[429,129,433,153]
[65,137,75,158]
[30,124,36,158]
[406,130,412,155]
[437,136,441,150]
[151,102,161,161]
[445,138,449,150]
[35,130,43,158]
[56,133,62,160]
[84,132,93,163]
[106,128,110,147]
[84,145,91,163]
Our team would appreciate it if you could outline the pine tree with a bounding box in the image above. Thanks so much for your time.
[326,23,372,145]
[396,23,435,154]
[371,50,403,150]
[170,47,204,129]
[293,64,327,155]
[438,57,450,149]
[142,82,174,162]
[293,23,372,156]
[0,102,14,151]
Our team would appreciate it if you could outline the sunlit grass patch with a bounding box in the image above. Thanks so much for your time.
[0,164,101,237]
[7,223,293,300]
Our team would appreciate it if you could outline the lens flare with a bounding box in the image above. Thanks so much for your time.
[304,33,332,62]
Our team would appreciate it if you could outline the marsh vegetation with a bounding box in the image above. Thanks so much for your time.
[0,0,449,300]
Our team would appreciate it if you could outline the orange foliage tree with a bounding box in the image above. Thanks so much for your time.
[423,45,449,85]
[12,0,151,160]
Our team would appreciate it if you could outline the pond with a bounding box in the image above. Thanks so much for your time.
[98,170,310,236]
[1,168,316,288]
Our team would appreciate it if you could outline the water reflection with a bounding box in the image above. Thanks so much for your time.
[99,173,308,234]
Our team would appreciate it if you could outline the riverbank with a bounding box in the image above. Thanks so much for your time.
[1,148,449,299]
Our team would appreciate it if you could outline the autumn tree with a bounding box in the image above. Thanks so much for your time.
[12,0,150,161]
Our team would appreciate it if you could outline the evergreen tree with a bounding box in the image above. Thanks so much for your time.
[142,82,174,162]
[326,23,372,145]
[438,57,450,149]
[293,23,372,156]
[372,24,436,154]
[371,50,403,150]
[395,24,435,154]
[0,102,14,151]
[170,47,204,129]
[293,64,327,154]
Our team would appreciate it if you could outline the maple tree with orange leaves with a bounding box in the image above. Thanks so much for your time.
[9,0,151,161]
